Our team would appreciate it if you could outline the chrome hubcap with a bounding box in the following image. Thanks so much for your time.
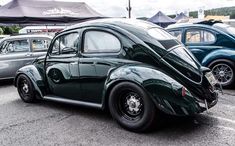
[212,63,233,85]
[124,93,143,116]
[127,95,141,113]
[118,91,144,121]
[22,82,29,93]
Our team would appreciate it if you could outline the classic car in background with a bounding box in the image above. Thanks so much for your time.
[0,34,52,80]
[167,21,235,88]
[0,35,10,40]
[15,19,219,132]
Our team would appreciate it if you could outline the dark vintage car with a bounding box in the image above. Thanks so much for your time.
[167,21,235,88]
[0,34,52,80]
[15,19,219,132]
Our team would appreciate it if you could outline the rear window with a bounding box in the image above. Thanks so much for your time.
[148,28,175,40]
[32,38,51,52]
[148,28,181,50]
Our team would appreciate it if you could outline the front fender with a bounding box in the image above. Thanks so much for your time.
[104,65,204,116]
[14,65,45,98]
[202,48,235,66]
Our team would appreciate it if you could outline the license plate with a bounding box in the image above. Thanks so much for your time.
[205,72,217,86]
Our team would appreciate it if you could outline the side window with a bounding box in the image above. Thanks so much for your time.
[51,32,79,55]
[169,30,182,42]
[0,39,29,54]
[32,38,51,52]
[186,29,216,44]
[83,30,121,53]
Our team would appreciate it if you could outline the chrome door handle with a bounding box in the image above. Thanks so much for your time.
[70,62,78,65]
[25,53,33,57]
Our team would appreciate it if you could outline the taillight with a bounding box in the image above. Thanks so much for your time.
[182,86,186,97]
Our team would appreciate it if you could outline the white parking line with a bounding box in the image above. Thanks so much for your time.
[207,114,235,125]
[216,125,235,132]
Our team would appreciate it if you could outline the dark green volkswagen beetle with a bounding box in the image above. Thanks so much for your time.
[14,18,220,132]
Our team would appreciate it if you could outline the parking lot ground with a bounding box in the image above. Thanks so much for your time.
[0,80,234,146]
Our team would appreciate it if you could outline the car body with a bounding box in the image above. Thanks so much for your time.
[167,22,235,88]
[14,19,219,132]
[0,35,10,40]
[0,34,52,79]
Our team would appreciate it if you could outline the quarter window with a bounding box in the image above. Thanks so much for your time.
[32,38,51,52]
[169,30,182,41]
[83,31,121,53]
[186,29,216,44]
[51,33,79,55]
[0,39,30,54]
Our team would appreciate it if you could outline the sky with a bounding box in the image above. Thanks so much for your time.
[0,0,235,18]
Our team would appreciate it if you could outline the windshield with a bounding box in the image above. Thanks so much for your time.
[213,23,235,35]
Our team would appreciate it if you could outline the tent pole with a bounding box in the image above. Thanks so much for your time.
[45,25,48,35]
[126,0,132,18]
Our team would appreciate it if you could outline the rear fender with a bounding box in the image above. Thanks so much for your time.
[202,49,235,66]
[103,65,201,115]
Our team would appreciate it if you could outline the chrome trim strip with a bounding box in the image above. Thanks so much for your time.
[0,58,33,62]
[0,77,14,80]
[43,95,102,109]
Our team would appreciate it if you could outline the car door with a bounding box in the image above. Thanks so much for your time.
[45,31,81,100]
[79,29,122,103]
[31,37,51,58]
[0,38,32,79]
[184,28,217,63]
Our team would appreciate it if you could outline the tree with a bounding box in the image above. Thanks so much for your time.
[0,27,3,35]
[0,26,21,34]
[230,13,235,19]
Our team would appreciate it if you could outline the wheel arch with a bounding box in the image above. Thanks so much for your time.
[14,65,45,98]
[206,58,235,88]
[207,58,235,68]
[201,49,235,67]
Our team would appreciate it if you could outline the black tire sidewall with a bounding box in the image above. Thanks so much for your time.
[209,60,235,88]
[109,82,156,132]
[17,74,36,103]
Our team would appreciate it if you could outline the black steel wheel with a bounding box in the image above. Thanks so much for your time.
[209,60,235,88]
[109,82,157,132]
[17,74,37,103]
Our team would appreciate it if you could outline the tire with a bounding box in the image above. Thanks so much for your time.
[108,82,157,132]
[17,74,37,103]
[208,60,235,88]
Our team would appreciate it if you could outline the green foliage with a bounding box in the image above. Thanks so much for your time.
[0,27,3,35]
[230,13,235,19]
[168,15,176,19]
[0,26,21,34]
[189,6,235,18]
[189,11,198,18]
[137,17,149,20]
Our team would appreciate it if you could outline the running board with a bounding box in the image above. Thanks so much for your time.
[43,95,102,109]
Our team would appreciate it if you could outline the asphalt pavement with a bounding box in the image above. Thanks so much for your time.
[0,80,234,146]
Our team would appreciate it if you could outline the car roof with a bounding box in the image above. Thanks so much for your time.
[1,34,53,41]
[167,23,215,30]
[63,18,161,32]
[167,19,228,31]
